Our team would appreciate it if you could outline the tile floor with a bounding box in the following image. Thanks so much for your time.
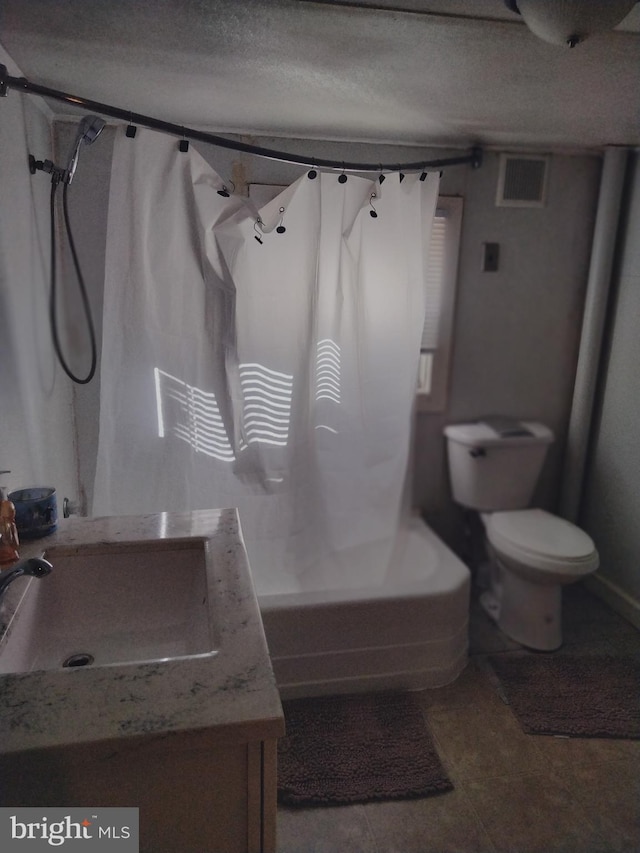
[276,583,640,853]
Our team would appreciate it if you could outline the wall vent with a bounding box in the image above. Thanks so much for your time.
[496,154,549,207]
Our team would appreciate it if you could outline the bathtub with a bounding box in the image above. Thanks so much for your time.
[258,516,470,699]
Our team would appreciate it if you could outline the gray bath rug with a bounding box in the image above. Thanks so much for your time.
[488,654,640,739]
[277,691,453,807]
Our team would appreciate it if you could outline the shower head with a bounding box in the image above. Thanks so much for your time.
[65,114,106,184]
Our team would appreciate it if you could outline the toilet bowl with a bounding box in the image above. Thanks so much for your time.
[444,418,600,652]
[480,509,599,650]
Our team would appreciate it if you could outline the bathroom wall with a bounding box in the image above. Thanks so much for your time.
[581,152,640,624]
[53,123,115,515]
[415,150,601,545]
[0,45,79,508]
[57,124,600,527]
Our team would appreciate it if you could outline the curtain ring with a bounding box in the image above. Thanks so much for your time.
[126,113,137,138]
[276,206,287,234]
[378,165,385,185]
[369,192,378,218]
[338,164,347,184]
[254,217,264,244]
[179,128,189,153]
[217,179,236,198]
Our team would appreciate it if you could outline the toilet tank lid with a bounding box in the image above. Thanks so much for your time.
[444,419,554,448]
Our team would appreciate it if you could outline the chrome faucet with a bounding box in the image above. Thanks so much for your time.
[0,557,53,601]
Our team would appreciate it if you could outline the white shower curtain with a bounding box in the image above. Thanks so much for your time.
[94,128,439,593]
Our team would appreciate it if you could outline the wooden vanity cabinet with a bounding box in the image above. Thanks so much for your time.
[2,734,280,853]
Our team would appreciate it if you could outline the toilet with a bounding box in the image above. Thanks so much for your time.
[444,417,599,651]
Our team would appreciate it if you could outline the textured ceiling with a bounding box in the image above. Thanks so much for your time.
[1,0,639,150]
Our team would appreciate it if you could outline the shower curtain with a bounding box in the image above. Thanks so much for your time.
[93,128,439,593]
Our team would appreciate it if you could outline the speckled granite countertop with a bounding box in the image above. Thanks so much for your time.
[0,510,284,756]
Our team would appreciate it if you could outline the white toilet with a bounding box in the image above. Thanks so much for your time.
[444,418,599,651]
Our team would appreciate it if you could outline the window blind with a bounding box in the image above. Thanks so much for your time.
[421,209,448,351]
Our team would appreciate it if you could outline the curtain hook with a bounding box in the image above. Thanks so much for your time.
[254,216,264,244]
[419,170,428,181]
[179,128,189,153]
[217,179,236,197]
[369,192,378,218]
[378,164,385,185]
[338,163,347,184]
[126,112,137,138]
[276,206,287,234]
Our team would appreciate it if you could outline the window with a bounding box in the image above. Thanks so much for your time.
[416,196,463,412]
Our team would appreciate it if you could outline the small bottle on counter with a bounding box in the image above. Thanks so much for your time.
[0,473,20,565]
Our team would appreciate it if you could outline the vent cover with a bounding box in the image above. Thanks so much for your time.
[496,154,549,207]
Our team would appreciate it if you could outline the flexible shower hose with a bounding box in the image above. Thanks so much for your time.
[49,178,97,385]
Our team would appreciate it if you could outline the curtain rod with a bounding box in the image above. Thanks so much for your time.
[0,65,482,173]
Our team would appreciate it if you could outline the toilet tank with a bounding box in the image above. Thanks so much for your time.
[444,419,554,511]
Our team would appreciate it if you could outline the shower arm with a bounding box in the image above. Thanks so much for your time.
[0,65,483,174]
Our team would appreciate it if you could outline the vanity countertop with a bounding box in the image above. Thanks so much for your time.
[0,509,284,757]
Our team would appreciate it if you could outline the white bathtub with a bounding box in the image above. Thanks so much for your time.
[258,516,470,699]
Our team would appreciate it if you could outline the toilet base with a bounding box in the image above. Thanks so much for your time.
[482,562,563,651]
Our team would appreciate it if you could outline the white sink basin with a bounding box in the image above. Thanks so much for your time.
[0,542,218,674]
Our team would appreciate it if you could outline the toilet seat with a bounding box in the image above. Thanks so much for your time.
[486,508,599,576]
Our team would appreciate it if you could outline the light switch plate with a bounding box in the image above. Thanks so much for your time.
[482,242,500,272]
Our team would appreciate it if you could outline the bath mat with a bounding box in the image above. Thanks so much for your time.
[277,691,453,807]
[488,654,640,739]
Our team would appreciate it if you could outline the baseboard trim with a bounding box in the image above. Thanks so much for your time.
[585,572,640,630]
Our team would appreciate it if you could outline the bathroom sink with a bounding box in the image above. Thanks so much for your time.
[0,542,218,674]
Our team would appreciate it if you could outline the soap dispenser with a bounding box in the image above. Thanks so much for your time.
[0,471,20,565]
